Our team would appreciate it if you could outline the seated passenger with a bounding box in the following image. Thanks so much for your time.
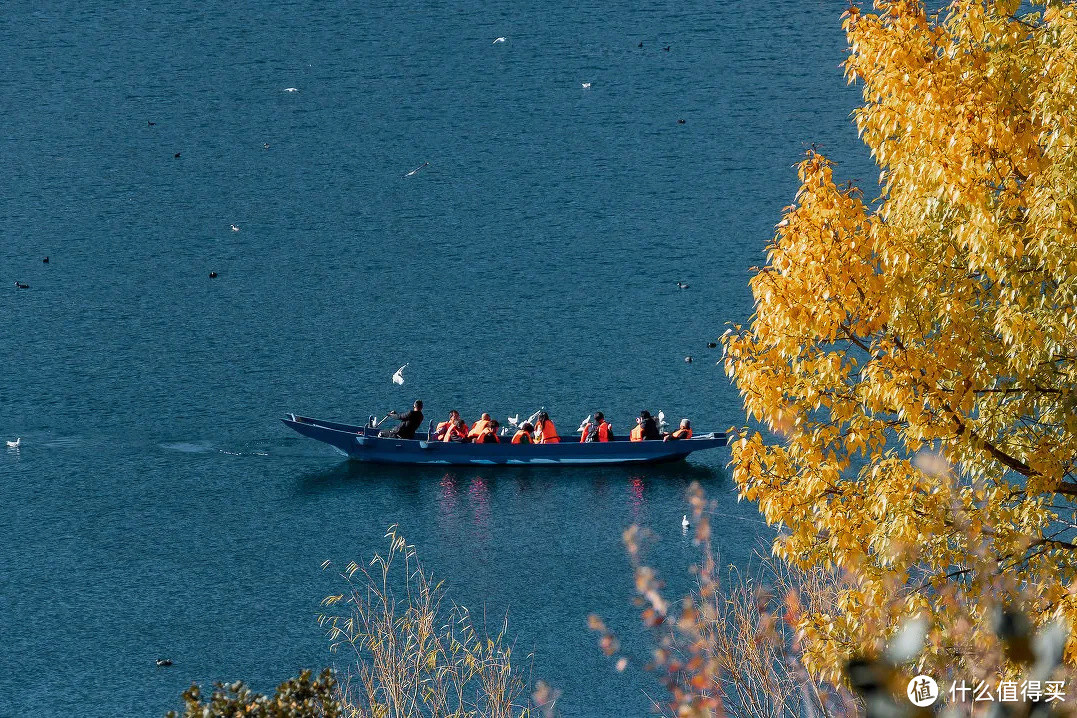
[442,417,468,442]
[468,413,493,440]
[476,419,500,444]
[629,410,660,441]
[534,411,559,444]
[433,410,461,440]
[664,419,693,441]
[581,412,613,442]
[512,422,534,444]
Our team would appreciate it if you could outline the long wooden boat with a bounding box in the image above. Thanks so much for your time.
[282,414,729,466]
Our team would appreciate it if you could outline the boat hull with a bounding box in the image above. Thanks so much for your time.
[282,415,728,466]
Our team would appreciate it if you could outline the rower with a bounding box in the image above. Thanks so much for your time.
[476,419,500,444]
[534,411,559,443]
[581,412,613,442]
[382,400,424,439]
[629,410,660,441]
[512,422,534,444]
[468,413,492,440]
[433,410,461,440]
[664,418,692,441]
[442,417,468,442]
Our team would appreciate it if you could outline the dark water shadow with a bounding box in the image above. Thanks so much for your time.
[292,458,727,499]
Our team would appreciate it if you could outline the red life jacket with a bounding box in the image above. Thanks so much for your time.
[580,421,612,442]
[476,427,500,444]
[596,421,612,441]
[511,430,532,444]
[468,419,490,438]
[671,427,693,440]
[536,420,559,444]
[442,423,467,442]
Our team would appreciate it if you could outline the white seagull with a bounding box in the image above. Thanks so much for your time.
[230,224,240,232]
[6,438,20,448]
[404,162,429,177]
[682,514,689,529]
[508,414,520,427]
[392,363,409,385]
[283,87,299,92]
[581,82,591,89]
[657,411,667,430]
[577,415,593,433]
[493,37,506,44]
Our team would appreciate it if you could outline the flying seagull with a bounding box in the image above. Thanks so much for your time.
[493,37,506,43]
[392,363,409,385]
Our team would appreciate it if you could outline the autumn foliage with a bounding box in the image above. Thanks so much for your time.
[724,0,1077,683]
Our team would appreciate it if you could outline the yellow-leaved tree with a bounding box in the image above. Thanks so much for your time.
[723,0,1077,683]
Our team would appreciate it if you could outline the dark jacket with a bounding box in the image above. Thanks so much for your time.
[391,409,424,439]
[639,417,660,440]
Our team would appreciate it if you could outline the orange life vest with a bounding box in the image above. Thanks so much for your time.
[435,420,452,438]
[476,427,499,444]
[630,424,644,442]
[511,430,532,444]
[442,423,467,442]
[536,419,559,444]
[671,427,693,440]
[468,419,491,438]
[579,421,612,443]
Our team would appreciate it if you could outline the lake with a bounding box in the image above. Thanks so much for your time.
[0,0,871,714]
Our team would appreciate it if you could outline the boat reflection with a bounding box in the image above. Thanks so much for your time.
[294,460,727,537]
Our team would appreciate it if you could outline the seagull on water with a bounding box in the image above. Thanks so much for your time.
[682,514,689,529]
[581,82,591,89]
[676,281,689,289]
[493,37,506,44]
[156,658,173,667]
[283,87,299,93]
[392,363,409,385]
[6,438,20,448]
[230,224,239,232]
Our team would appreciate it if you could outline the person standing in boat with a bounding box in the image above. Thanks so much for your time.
[581,412,613,442]
[383,400,424,439]
[664,419,692,441]
[629,410,660,441]
[512,422,534,444]
[534,411,560,443]
[433,410,462,440]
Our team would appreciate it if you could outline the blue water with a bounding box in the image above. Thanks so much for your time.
[1,0,871,715]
